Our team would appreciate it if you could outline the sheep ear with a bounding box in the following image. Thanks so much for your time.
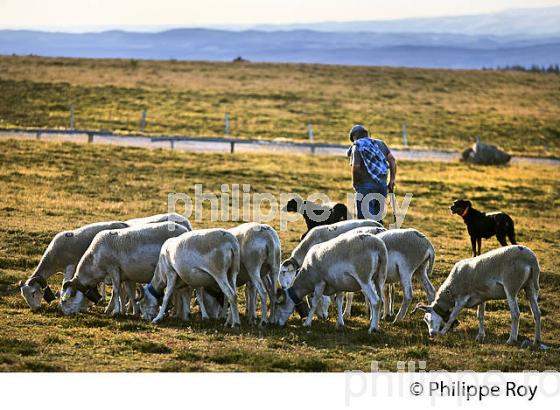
[134,286,145,302]
[412,303,431,314]
[18,280,25,288]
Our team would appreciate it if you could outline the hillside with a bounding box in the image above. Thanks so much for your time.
[0,55,559,157]
[1,28,559,69]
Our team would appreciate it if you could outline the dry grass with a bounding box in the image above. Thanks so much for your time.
[0,55,559,157]
[0,139,558,372]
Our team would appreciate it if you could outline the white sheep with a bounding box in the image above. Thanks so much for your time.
[278,219,384,319]
[274,231,388,333]
[59,221,189,316]
[414,245,543,347]
[19,220,129,310]
[136,228,241,327]
[344,228,436,322]
[125,212,192,230]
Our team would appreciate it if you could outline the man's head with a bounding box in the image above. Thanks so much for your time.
[349,124,369,142]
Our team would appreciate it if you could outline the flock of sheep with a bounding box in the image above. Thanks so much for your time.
[19,212,544,348]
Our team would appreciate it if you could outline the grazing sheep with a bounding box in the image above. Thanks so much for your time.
[279,219,384,290]
[60,222,189,316]
[126,212,192,230]
[275,231,388,333]
[415,245,543,347]
[228,223,281,325]
[19,221,129,310]
[136,229,241,327]
[344,228,436,322]
[283,195,349,239]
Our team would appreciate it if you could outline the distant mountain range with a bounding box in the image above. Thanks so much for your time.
[248,6,560,37]
[1,6,559,69]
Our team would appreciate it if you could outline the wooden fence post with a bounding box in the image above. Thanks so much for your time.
[140,109,147,132]
[308,123,315,154]
[69,105,75,130]
[87,133,94,143]
[230,141,235,154]
[225,112,230,136]
[402,123,408,146]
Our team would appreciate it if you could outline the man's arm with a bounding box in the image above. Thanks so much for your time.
[387,152,397,192]
[350,147,363,189]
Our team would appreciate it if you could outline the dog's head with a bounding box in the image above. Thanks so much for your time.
[450,199,471,216]
[283,197,304,213]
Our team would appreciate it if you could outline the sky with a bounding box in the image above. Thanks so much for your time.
[1,0,560,30]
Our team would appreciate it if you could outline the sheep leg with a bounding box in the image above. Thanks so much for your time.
[525,282,541,346]
[245,284,257,325]
[152,273,177,324]
[105,280,116,314]
[359,281,380,334]
[196,288,210,320]
[440,299,467,335]
[215,279,240,328]
[123,282,139,316]
[108,268,121,317]
[63,265,76,282]
[505,289,521,345]
[263,275,276,322]
[383,284,394,319]
[393,277,413,323]
[476,238,482,256]
[335,292,345,329]
[248,268,268,326]
[417,260,436,303]
[475,303,486,342]
[303,282,325,328]
[343,292,354,319]
[179,288,191,321]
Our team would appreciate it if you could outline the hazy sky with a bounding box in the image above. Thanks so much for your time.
[1,0,560,30]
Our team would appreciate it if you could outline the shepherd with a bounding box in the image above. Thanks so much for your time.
[347,124,397,222]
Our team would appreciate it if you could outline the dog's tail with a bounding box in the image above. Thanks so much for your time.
[506,215,517,245]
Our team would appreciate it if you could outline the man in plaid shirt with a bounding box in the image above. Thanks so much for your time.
[347,124,397,221]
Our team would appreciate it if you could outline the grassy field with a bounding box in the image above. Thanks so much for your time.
[0,138,558,372]
[0,55,559,158]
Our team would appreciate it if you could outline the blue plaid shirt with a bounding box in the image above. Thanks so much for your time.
[348,138,389,184]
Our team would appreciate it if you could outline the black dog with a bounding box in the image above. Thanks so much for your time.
[451,199,517,257]
[284,197,348,239]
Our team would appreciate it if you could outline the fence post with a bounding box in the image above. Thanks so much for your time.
[402,123,408,146]
[87,133,94,143]
[36,132,41,140]
[170,140,175,150]
[140,109,148,133]
[69,105,75,130]
[225,112,230,136]
[308,123,314,154]
[230,141,235,154]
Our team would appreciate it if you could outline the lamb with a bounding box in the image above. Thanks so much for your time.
[136,229,241,327]
[414,245,543,348]
[343,228,436,322]
[59,221,189,316]
[274,231,388,333]
[283,195,349,239]
[19,220,129,310]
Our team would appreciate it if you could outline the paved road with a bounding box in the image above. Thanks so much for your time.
[1,131,558,167]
